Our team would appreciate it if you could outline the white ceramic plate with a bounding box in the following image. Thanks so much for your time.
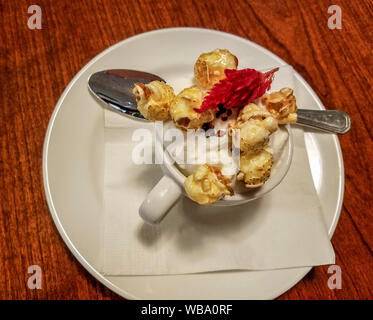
[43,28,344,300]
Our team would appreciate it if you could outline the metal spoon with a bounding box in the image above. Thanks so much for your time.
[88,69,351,134]
[88,69,165,120]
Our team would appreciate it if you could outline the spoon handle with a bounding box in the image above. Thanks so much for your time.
[296,109,351,134]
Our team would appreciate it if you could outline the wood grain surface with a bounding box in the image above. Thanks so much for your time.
[0,0,372,300]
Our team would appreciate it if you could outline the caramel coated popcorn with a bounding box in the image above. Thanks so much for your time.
[194,49,238,90]
[230,103,278,154]
[237,150,274,188]
[261,88,298,124]
[184,164,233,205]
[170,86,215,130]
[133,81,175,121]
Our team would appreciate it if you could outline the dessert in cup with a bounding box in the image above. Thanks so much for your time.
[133,49,296,223]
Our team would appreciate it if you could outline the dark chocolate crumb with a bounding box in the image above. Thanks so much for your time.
[202,123,211,131]
[216,104,227,117]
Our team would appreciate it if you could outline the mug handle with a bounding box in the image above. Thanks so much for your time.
[139,175,182,224]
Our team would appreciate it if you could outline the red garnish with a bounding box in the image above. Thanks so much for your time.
[196,67,279,113]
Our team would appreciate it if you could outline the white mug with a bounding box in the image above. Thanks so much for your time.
[139,126,293,224]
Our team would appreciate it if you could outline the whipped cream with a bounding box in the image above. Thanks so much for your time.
[162,120,237,179]
[162,119,289,194]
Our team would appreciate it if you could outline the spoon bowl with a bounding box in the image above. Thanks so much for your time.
[88,69,165,119]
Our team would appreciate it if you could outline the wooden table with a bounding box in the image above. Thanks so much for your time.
[0,0,372,300]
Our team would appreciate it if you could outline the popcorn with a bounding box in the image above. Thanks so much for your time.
[133,81,175,121]
[230,103,278,153]
[170,86,215,130]
[261,88,298,124]
[184,164,233,205]
[194,49,238,90]
[237,150,274,188]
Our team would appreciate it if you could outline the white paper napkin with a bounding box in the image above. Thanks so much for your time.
[99,66,335,275]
